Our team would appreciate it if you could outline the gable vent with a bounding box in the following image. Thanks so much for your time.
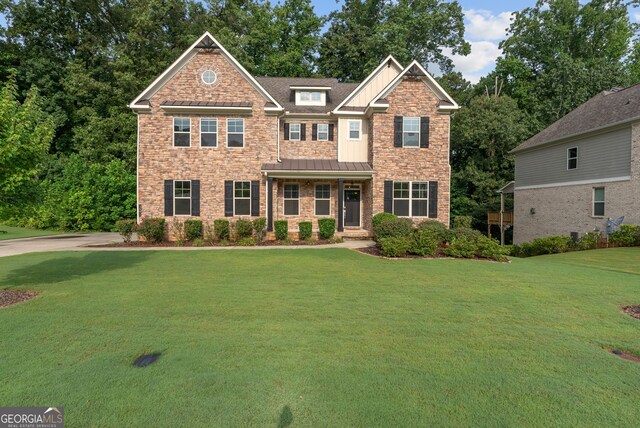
[405,63,426,77]
[195,35,219,49]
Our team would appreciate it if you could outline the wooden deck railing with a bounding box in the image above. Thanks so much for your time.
[487,211,513,225]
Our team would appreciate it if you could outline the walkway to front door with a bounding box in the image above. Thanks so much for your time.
[344,188,361,227]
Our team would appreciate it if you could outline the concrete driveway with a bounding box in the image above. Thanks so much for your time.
[0,233,121,257]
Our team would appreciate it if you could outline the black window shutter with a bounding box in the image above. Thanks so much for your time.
[384,181,393,213]
[394,116,403,147]
[328,124,334,141]
[164,180,174,216]
[251,180,260,217]
[420,117,430,148]
[429,181,438,218]
[301,124,306,140]
[224,180,233,217]
[191,180,200,216]
[284,123,289,140]
[312,124,317,141]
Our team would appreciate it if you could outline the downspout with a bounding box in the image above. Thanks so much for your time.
[136,112,140,224]
[276,111,284,162]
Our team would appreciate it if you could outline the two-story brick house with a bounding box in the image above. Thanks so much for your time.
[129,32,458,236]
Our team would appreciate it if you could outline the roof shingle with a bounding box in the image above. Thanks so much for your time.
[255,77,359,113]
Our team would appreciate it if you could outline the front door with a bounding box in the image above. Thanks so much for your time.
[344,189,361,227]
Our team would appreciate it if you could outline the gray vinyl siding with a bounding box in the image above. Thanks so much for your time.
[515,127,632,188]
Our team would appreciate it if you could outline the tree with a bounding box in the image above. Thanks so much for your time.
[318,0,469,82]
[0,75,55,205]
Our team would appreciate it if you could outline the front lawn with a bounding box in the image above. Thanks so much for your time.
[0,248,639,426]
[0,225,68,241]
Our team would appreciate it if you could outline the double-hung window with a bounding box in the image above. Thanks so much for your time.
[348,120,361,140]
[315,184,330,216]
[593,187,605,217]
[173,118,191,147]
[174,180,191,215]
[393,181,429,217]
[227,118,244,147]
[234,181,251,216]
[289,123,301,141]
[403,117,420,147]
[317,124,329,141]
[284,183,300,216]
[567,147,578,170]
[200,118,217,147]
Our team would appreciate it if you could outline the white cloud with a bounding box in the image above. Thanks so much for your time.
[464,9,513,41]
[634,12,640,22]
[444,41,502,84]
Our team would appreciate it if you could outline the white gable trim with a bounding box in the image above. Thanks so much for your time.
[129,32,283,111]
[333,55,403,113]
[373,60,459,111]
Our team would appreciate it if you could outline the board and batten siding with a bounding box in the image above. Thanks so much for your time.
[345,63,402,107]
[338,117,368,162]
[515,126,632,188]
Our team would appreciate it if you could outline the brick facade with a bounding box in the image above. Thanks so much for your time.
[134,34,454,237]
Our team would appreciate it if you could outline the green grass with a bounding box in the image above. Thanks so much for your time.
[0,225,68,240]
[0,248,639,426]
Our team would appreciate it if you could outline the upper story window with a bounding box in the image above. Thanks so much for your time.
[289,123,301,141]
[295,90,326,106]
[200,118,217,147]
[403,117,420,147]
[317,124,329,141]
[173,118,191,147]
[567,147,578,170]
[227,118,244,148]
[593,187,605,217]
[202,70,217,85]
[348,120,361,140]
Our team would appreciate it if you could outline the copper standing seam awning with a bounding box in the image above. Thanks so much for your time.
[261,158,373,179]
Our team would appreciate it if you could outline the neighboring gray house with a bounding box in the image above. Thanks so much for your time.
[511,85,640,244]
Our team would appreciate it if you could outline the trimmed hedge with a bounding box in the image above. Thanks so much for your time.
[416,220,450,244]
[511,235,573,257]
[318,218,335,239]
[372,212,397,236]
[138,218,165,243]
[375,217,413,240]
[115,219,136,243]
[274,220,288,240]
[235,219,253,240]
[252,217,267,241]
[379,236,411,257]
[409,228,438,256]
[213,219,230,240]
[184,219,203,241]
[299,221,312,240]
[609,225,640,247]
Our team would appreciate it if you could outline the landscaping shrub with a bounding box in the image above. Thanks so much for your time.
[409,229,438,256]
[204,222,215,243]
[375,217,413,240]
[379,237,411,257]
[252,217,267,241]
[274,220,289,240]
[318,218,335,239]
[452,215,473,229]
[192,238,206,247]
[444,235,478,258]
[237,237,256,246]
[234,219,253,240]
[213,219,230,240]
[138,218,165,243]
[609,225,640,247]
[511,235,573,257]
[299,221,312,240]
[372,212,397,236]
[577,231,601,250]
[475,235,510,261]
[416,220,450,244]
[184,219,203,241]
[115,219,136,243]
[170,218,186,243]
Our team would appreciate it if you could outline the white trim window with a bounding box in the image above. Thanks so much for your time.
[567,147,578,170]
[317,124,329,141]
[393,181,428,217]
[289,123,301,141]
[227,118,244,147]
[284,183,300,216]
[348,120,361,140]
[173,117,191,147]
[202,70,217,85]
[174,180,191,215]
[593,187,605,217]
[234,181,251,216]
[403,117,420,147]
[200,118,217,147]
[296,91,325,106]
[315,183,331,216]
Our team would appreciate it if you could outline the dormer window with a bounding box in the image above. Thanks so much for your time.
[300,91,321,102]
[291,86,330,106]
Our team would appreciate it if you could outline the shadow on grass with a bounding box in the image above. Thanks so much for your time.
[1,252,150,289]
[278,405,293,428]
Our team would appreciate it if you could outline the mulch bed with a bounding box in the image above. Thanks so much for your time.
[622,305,640,320]
[93,239,336,248]
[609,349,640,363]
[0,290,38,308]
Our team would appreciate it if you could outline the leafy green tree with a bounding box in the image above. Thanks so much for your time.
[0,75,55,205]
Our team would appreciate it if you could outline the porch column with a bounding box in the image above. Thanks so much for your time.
[338,178,344,232]
[267,177,274,232]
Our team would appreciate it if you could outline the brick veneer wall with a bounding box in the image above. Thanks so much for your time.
[370,77,451,226]
[279,119,338,159]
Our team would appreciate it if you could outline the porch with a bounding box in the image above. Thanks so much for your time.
[261,159,374,237]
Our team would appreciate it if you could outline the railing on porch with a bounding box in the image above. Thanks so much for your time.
[487,211,513,245]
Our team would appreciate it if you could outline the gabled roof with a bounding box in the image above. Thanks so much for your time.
[372,60,459,112]
[256,77,359,114]
[512,84,640,153]
[129,32,283,111]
